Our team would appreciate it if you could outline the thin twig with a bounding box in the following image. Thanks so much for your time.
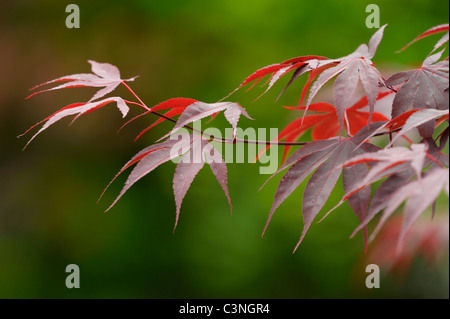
[121,85,307,146]
[122,82,400,147]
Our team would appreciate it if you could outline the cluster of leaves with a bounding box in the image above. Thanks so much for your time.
[23,24,449,253]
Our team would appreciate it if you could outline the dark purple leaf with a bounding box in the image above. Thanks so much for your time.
[106,134,196,211]
[205,146,232,214]
[263,145,339,236]
[342,144,428,200]
[350,167,415,239]
[388,109,449,146]
[172,138,233,230]
[343,147,371,250]
[386,50,449,119]
[173,149,205,231]
[306,26,388,132]
[398,168,449,249]
[264,122,385,251]
[296,142,350,251]
[259,139,338,191]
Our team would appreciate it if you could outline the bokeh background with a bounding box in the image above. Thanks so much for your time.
[0,0,448,298]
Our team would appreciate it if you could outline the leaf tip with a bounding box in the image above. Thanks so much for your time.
[25,92,38,99]
[261,220,270,238]
[292,238,302,254]
[172,220,179,234]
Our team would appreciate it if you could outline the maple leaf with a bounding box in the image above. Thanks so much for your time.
[352,108,450,148]
[336,141,448,246]
[104,133,232,231]
[385,49,449,122]
[223,55,329,101]
[398,23,449,53]
[395,168,448,246]
[105,136,194,212]
[160,101,253,140]
[340,144,429,203]
[279,62,336,105]
[20,97,130,148]
[305,25,388,133]
[225,26,388,121]
[128,98,198,141]
[27,60,137,102]
[262,122,385,252]
[387,109,449,145]
[173,137,232,230]
[342,148,372,249]
[358,168,416,238]
[262,92,391,163]
[20,24,450,259]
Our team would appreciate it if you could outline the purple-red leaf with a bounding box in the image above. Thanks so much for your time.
[150,97,198,112]
[343,146,372,251]
[386,50,449,119]
[333,62,360,130]
[21,97,130,148]
[106,132,233,231]
[132,98,198,140]
[351,138,448,243]
[306,27,388,133]
[259,138,339,191]
[364,167,449,251]
[106,135,195,211]
[398,24,449,53]
[388,109,449,146]
[296,142,350,251]
[27,60,136,102]
[263,123,385,251]
[205,145,232,214]
[173,141,206,231]
[100,140,180,202]
[263,145,338,237]
[350,167,415,239]
[398,168,449,250]
[259,93,390,164]
[224,56,329,100]
[162,101,252,140]
[342,144,428,201]
[172,138,232,229]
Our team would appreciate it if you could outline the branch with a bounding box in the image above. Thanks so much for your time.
[121,83,307,146]
[121,82,403,147]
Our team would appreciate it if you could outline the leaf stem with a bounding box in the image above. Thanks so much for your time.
[121,81,150,111]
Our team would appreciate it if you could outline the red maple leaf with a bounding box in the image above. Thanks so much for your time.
[271,92,391,163]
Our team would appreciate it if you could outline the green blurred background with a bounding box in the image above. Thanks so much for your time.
[0,0,448,298]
